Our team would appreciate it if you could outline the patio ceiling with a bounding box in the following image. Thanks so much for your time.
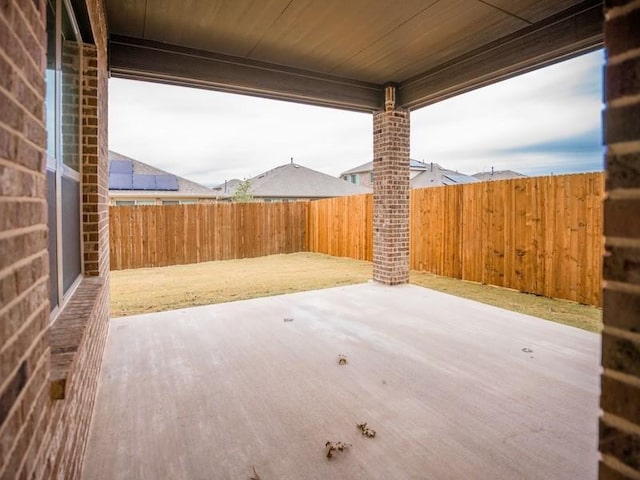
[102,0,603,112]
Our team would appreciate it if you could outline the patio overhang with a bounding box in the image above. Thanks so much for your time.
[105,0,603,112]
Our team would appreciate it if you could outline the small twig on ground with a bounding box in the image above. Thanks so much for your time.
[283,317,293,322]
[338,354,347,365]
[249,466,261,480]
[325,441,351,459]
[356,422,376,438]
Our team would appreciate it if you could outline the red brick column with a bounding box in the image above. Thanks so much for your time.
[81,44,109,277]
[373,85,410,285]
[600,1,640,479]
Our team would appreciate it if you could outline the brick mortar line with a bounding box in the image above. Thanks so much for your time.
[603,325,640,343]
[602,411,640,434]
[605,236,640,249]
[0,267,47,318]
[0,154,47,178]
[0,64,45,124]
[12,0,46,50]
[0,318,49,428]
[603,368,640,389]
[0,223,46,241]
[0,196,46,204]
[607,140,640,155]
[0,14,44,83]
[606,188,640,199]
[607,47,640,67]
[600,454,640,480]
[14,376,50,480]
[0,301,48,395]
[0,124,47,161]
[0,49,44,104]
[605,279,640,298]
[606,0,640,19]
[0,353,49,477]
[608,94,640,108]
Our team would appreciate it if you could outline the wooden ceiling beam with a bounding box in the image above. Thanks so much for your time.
[109,36,383,113]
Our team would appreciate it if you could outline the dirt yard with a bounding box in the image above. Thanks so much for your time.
[110,252,602,332]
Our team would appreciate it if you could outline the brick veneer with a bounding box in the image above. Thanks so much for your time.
[0,0,110,479]
[373,85,410,285]
[600,1,640,479]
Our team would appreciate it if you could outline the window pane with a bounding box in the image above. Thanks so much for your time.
[60,4,80,171]
[45,1,56,158]
[47,170,58,310]
[61,176,81,292]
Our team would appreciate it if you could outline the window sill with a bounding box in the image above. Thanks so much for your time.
[50,277,106,400]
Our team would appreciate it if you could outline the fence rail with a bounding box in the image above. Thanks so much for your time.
[109,172,604,305]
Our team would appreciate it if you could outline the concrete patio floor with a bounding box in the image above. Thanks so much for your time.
[82,283,601,480]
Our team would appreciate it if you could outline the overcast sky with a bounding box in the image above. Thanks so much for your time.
[109,49,604,187]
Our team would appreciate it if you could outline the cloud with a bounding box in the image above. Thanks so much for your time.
[109,50,604,186]
[410,50,604,176]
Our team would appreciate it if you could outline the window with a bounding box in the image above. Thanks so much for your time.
[46,0,83,316]
[370,172,374,184]
[351,174,358,184]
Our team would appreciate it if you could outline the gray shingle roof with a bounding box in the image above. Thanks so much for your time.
[472,170,528,181]
[108,151,221,197]
[340,159,430,176]
[228,162,371,198]
[410,164,479,188]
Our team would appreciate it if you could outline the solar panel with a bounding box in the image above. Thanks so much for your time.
[155,175,179,191]
[109,173,133,190]
[110,160,133,174]
[132,174,157,190]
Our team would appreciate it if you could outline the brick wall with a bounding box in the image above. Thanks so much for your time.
[0,1,51,479]
[0,0,110,478]
[372,85,410,285]
[81,43,110,278]
[600,1,640,479]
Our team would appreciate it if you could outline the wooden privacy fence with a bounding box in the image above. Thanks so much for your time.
[307,194,373,261]
[109,173,604,305]
[109,202,308,270]
[410,173,604,306]
[306,172,604,306]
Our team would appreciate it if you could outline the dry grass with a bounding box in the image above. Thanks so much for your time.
[409,271,602,333]
[110,252,602,332]
[110,253,371,317]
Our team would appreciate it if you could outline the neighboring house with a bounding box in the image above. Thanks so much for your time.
[340,160,479,189]
[221,161,371,201]
[212,178,243,195]
[108,151,226,205]
[473,169,528,181]
[340,159,433,187]
[411,164,479,188]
